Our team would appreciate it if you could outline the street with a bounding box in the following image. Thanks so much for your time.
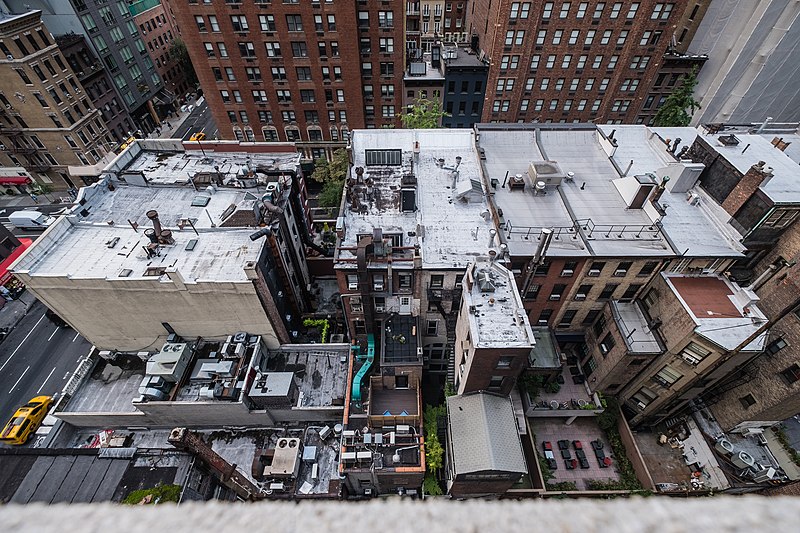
[173,98,217,141]
[0,204,69,239]
[0,301,92,443]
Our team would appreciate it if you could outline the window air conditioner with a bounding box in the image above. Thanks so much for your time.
[588,269,601,277]
[614,269,627,276]
[637,401,647,410]
[575,294,587,301]
[549,294,561,301]
[374,281,384,291]
[348,282,358,291]
[561,269,574,277]
[682,354,698,365]
[375,305,385,313]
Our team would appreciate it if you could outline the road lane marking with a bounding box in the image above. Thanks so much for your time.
[9,366,30,393]
[37,367,57,393]
[48,327,60,342]
[0,313,46,372]
[72,332,80,342]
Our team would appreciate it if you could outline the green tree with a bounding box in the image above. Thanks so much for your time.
[401,97,450,129]
[312,148,349,209]
[32,182,55,202]
[169,38,197,86]
[653,67,701,127]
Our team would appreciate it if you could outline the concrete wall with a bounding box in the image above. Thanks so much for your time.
[616,410,656,491]
[15,269,280,352]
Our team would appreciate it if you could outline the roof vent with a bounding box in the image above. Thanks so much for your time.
[476,269,496,292]
[718,134,740,146]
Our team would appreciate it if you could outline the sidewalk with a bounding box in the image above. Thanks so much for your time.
[146,95,206,140]
[0,290,38,331]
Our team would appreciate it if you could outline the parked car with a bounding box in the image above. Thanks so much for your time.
[8,210,55,231]
[0,396,54,446]
[189,132,206,141]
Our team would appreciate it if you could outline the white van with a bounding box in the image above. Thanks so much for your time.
[8,210,55,230]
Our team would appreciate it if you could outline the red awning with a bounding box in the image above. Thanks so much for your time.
[0,238,32,285]
[0,176,31,185]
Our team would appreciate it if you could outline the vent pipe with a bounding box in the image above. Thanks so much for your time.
[147,210,162,238]
[756,117,773,134]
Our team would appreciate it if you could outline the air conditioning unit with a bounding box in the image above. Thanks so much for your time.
[588,269,601,277]
[600,344,609,354]
[681,354,699,365]
[636,401,647,410]
[375,305,385,313]
[374,281,384,291]
[575,294,587,301]
[561,269,574,277]
[348,282,358,291]
[549,294,561,301]
[396,424,410,434]
[538,319,549,325]
[614,269,627,276]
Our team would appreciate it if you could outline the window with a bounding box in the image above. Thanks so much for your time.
[599,284,617,299]
[488,376,504,391]
[430,274,444,288]
[584,30,595,45]
[538,309,553,325]
[380,62,394,76]
[653,365,683,387]
[286,15,303,31]
[763,209,800,228]
[260,15,276,31]
[381,105,395,118]
[627,2,640,18]
[300,90,315,102]
[328,15,337,31]
[593,2,605,18]
[583,309,600,325]
[739,394,757,409]
[246,67,262,81]
[550,284,566,300]
[766,338,788,355]
[291,42,307,57]
[600,333,616,354]
[545,55,556,69]
[426,320,438,336]
[525,284,541,300]
[217,43,228,57]
[781,364,800,385]
[552,30,563,45]
[296,66,312,81]
[365,149,402,166]
[620,284,642,301]
[610,2,622,18]
[630,55,650,69]
[530,55,540,69]
[252,90,268,102]
[354,320,367,336]
[559,310,577,326]
[276,89,290,101]
[616,30,629,45]
[631,387,657,409]
[652,3,674,19]
[577,2,588,18]
[536,30,546,46]
[562,55,572,68]
[525,78,535,91]
[575,284,592,300]
[398,272,412,289]
[560,2,571,18]
[589,261,605,275]
[568,30,579,45]
[195,15,206,32]
[496,356,515,370]
[379,11,393,27]
[577,55,587,68]
[379,38,394,53]
[615,261,632,276]
[600,30,612,45]
[542,2,553,18]
[231,15,248,32]
[680,342,711,366]
[534,259,551,276]
[638,261,658,277]
[272,67,287,80]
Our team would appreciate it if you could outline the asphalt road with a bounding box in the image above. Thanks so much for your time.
[0,204,68,239]
[0,301,92,446]
[174,99,217,141]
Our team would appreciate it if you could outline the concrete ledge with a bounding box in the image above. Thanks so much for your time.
[0,497,797,532]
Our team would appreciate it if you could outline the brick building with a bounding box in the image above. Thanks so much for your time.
[0,11,112,191]
[130,0,188,107]
[466,0,692,124]
[168,0,405,151]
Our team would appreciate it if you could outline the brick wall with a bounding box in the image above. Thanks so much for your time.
[721,162,772,216]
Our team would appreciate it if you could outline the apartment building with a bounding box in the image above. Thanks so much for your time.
[475,123,746,342]
[0,11,112,191]
[170,0,404,152]
[130,0,189,102]
[11,139,313,352]
[406,1,468,53]
[467,1,692,124]
[4,0,172,133]
[56,32,134,146]
[404,43,488,128]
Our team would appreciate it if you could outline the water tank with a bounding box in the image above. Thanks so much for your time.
[714,437,734,455]
[731,450,755,469]
[333,424,343,435]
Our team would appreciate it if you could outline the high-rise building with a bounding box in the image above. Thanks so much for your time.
[466,1,691,124]
[3,0,175,134]
[129,0,191,102]
[168,0,405,153]
[0,10,112,191]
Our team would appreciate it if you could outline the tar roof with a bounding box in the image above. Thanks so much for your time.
[663,273,767,351]
[696,131,800,204]
[464,259,535,348]
[340,129,496,270]
[447,392,527,475]
[478,125,672,257]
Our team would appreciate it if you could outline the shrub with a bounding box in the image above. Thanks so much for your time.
[122,484,181,505]
[423,473,443,496]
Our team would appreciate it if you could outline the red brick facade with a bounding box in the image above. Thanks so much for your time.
[467,0,688,124]
[167,0,404,142]
[135,3,190,101]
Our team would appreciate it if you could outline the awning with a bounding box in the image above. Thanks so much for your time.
[0,238,32,285]
[0,176,31,185]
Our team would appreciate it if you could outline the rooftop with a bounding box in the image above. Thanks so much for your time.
[380,315,420,365]
[696,129,800,204]
[478,124,745,259]
[463,258,536,348]
[447,392,527,476]
[260,344,350,408]
[12,142,302,283]
[610,301,662,354]
[339,129,496,270]
[529,327,562,368]
[664,274,768,351]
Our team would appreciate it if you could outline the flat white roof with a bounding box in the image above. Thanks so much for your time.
[340,129,496,270]
[464,259,535,348]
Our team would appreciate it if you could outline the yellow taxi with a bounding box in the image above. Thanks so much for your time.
[0,396,54,446]
[189,132,206,141]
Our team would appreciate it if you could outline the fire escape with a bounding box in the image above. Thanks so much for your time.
[428,283,462,384]
[0,109,51,173]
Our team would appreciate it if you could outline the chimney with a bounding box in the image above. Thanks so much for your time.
[147,210,162,238]
[649,176,670,205]
[721,161,773,216]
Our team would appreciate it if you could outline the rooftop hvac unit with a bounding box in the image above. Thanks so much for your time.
[318,426,332,440]
[396,424,410,434]
[98,350,114,360]
[731,450,755,469]
[268,482,285,492]
[714,437,734,455]
[752,467,777,483]
[341,451,357,462]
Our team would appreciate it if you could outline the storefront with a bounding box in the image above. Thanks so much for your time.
[0,175,32,195]
[0,238,31,308]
